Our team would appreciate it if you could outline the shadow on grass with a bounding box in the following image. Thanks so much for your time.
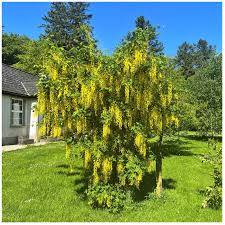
[197,188,207,196]
[73,176,89,199]
[162,138,196,157]
[56,164,83,176]
[182,134,222,142]
[56,164,83,170]
[57,171,80,176]
[133,171,176,202]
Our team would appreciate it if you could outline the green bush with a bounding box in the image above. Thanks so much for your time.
[202,146,222,209]
[86,184,133,213]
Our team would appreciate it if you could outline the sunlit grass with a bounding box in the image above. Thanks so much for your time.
[2,134,222,222]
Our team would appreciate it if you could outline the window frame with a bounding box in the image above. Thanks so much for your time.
[10,98,24,127]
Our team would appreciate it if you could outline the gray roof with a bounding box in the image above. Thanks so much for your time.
[2,64,38,97]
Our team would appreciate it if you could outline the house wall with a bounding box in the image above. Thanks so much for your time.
[2,94,37,145]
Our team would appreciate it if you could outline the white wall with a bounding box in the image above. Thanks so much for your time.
[2,94,37,145]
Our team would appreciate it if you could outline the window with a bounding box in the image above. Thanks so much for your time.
[11,98,23,126]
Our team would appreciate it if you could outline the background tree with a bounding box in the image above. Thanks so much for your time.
[175,39,216,79]
[186,54,222,136]
[125,16,164,55]
[41,2,93,50]
[175,42,195,79]
[173,53,222,135]
[2,33,31,65]
[14,39,46,75]
[195,39,216,68]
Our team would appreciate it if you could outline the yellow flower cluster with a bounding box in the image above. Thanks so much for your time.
[125,86,130,103]
[38,123,46,137]
[67,117,72,129]
[136,91,142,110]
[103,123,111,139]
[37,91,46,114]
[126,110,132,128]
[149,58,157,83]
[63,85,70,99]
[76,117,87,134]
[52,68,58,80]
[52,126,61,137]
[65,143,72,160]
[136,171,143,188]
[134,133,146,157]
[81,84,92,108]
[110,104,123,129]
[160,94,167,109]
[170,115,179,127]
[106,196,112,208]
[115,80,121,95]
[143,90,152,111]
[124,58,132,73]
[93,159,101,185]
[84,150,92,169]
[134,50,145,67]
[149,108,162,134]
[102,158,112,182]
[167,82,173,104]
[117,162,124,174]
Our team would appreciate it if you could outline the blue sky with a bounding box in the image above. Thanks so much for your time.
[2,2,222,56]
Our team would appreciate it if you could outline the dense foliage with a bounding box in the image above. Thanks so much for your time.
[36,26,178,211]
[131,16,164,55]
[202,141,222,209]
[2,33,31,65]
[41,2,93,50]
[174,54,222,135]
[175,39,216,79]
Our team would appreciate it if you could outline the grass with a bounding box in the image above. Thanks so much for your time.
[2,134,222,222]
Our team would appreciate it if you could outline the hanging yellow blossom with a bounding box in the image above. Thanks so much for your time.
[84,150,92,169]
[103,123,111,139]
[65,143,72,161]
[102,158,112,182]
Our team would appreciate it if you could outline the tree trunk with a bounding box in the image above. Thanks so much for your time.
[156,135,163,197]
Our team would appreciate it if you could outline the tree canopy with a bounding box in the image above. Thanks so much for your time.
[41,2,93,50]
[2,33,31,65]
[125,16,164,55]
[175,39,216,79]
[35,25,178,211]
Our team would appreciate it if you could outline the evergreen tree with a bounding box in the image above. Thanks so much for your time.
[175,39,216,79]
[195,39,215,68]
[126,16,164,55]
[176,42,195,79]
[41,2,93,50]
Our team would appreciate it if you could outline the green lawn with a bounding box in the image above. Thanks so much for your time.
[2,134,222,222]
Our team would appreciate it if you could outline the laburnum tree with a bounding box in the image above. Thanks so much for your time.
[36,26,178,211]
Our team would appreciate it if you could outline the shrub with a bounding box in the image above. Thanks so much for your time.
[202,144,222,209]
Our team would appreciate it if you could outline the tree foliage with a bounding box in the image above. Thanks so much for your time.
[175,39,216,79]
[202,141,222,209]
[175,54,222,134]
[14,39,47,75]
[2,33,31,65]
[41,2,93,50]
[36,27,178,211]
[125,16,164,56]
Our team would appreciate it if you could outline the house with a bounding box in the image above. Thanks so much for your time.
[2,64,38,145]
